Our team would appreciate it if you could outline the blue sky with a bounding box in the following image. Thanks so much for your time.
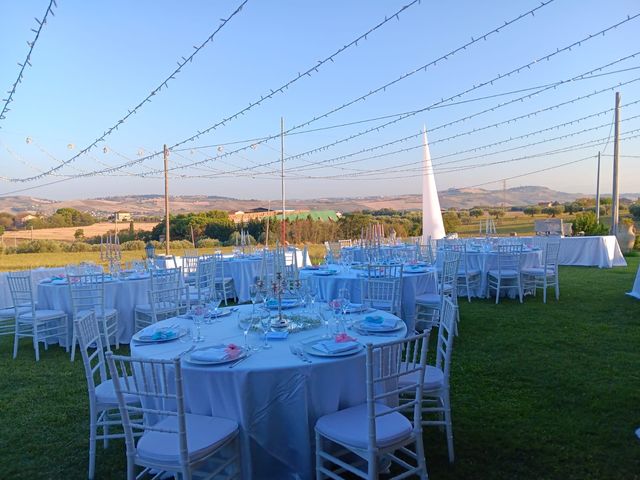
[0,0,639,201]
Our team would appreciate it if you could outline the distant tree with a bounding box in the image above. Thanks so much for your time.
[629,203,640,220]
[488,209,505,219]
[523,206,542,217]
[542,205,564,217]
[0,225,5,236]
[74,229,84,240]
[129,221,135,236]
[469,208,483,218]
[442,212,460,232]
[0,212,16,230]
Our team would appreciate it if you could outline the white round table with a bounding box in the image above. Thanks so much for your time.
[37,275,151,344]
[299,264,435,332]
[131,304,407,480]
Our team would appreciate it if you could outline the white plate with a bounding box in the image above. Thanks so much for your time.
[303,341,363,358]
[353,319,403,333]
[184,347,248,365]
[266,300,300,310]
[133,328,186,344]
[208,309,232,319]
[313,270,338,276]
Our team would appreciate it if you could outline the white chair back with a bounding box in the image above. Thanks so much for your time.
[496,244,523,274]
[75,312,108,399]
[7,271,36,318]
[150,267,182,290]
[107,354,190,474]
[365,332,428,450]
[435,297,457,384]
[361,264,403,316]
[542,240,561,272]
[67,273,106,318]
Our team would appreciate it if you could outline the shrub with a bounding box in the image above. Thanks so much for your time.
[572,211,608,236]
[196,238,221,248]
[628,203,640,220]
[64,242,94,252]
[120,240,146,251]
[15,239,63,253]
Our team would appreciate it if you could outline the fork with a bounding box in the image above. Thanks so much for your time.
[176,345,196,358]
[289,344,306,363]
[295,344,313,363]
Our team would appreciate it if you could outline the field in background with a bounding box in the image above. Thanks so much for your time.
[456,213,578,237]
[1,222,158,243]
[0,244,328,271]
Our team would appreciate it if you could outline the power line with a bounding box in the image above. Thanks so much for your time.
[0,0,57,127]
[14,0,250,182]
[56,0,554,181]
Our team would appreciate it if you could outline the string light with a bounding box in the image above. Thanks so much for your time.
[13,0,249,182]
[0,0,57,127]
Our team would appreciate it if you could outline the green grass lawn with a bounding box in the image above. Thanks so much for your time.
[0,258,639,479]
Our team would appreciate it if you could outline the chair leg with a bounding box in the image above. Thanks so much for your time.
[543,277,548,304]
[315,431,323,480]
[13,320,20,359]
[33,324,40,362]
[70,327,78,362]
[495,278,501,304]
[444,391,455,463]
[89,411,97,479]
[555,277,560,300]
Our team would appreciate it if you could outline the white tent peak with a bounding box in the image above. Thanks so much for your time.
[421,126,446,240]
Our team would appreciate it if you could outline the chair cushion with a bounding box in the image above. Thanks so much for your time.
[487,269,519,278]
[17,309,66,322]
[315,403,412,450]
[78,308,118,320]
[0,307,16,319]
[521,267,555,276]
[458,269,481,277]
[135,303,177,313]
[398,363,445,391]
[137,413,238,464]
[415,293,441,306]
[95,377,139,405]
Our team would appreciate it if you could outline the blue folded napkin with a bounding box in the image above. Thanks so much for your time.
[360,316,398,331]
[138,328,177,341]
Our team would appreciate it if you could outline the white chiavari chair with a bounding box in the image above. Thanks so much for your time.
[415,250,459,331]
[7,270,68,361]
[315,333,429,479]
[213,252,236,306]
[521,240,561,303]
[487,244,524,303]
[106,353,241,480]
[401,296,458,463]
[68,272,119,362]
[360,264,403,316]
[75,312,139,479]
[134,267,182,331]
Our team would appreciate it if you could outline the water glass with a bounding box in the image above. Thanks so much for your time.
[259,308,272,349]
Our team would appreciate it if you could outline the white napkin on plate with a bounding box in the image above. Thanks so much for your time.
[313,340,359,354]
[190,346,229,362]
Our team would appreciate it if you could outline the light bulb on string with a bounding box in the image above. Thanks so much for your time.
[25,137,32,144]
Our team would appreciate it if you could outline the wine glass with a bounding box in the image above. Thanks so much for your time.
[209,291,222,322]
[338,288,351,324]
[191,305,205,343]
[259,308,272,349]
[249,284,258,316]
[319,307,332,339]
[238,313,256,351]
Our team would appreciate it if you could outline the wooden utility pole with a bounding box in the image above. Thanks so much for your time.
[265,200,271,247]
[595,152,601,223]
[611,92,620,235]
[280,117,286,245]
[164,144,170,255]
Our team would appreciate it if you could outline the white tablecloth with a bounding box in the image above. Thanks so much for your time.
[628,263,640,299]
[557,236,626,268]
[37,277,151,344]
[299,265,435,332]
[131,305,406,480]
[0,267,66,309]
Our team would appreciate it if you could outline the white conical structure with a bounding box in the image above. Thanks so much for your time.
[421,126,446,240]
